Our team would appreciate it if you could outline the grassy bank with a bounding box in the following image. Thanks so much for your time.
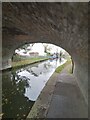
[12,57,49,69]
[55,59,72,73]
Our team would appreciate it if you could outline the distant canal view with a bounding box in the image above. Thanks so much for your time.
[2,58,66,119]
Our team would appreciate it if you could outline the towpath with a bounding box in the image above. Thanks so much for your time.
[27,63,88,118]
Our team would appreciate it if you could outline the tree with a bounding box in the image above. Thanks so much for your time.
[43,43,52,54]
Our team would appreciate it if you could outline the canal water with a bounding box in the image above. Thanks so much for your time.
[2,58,66,119]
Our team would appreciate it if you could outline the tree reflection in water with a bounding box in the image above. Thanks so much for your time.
[2,71,34,119]
[2,58,66,119]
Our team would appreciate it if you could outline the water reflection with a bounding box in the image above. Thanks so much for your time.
[2,71,34,119]
[2,58,66,119]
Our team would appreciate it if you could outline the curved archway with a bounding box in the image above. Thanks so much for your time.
[11,42,74,73]
[2,2,88,110]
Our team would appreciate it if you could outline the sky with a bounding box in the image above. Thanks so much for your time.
[15,43,66,56]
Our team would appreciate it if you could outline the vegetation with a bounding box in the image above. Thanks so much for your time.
[11,43,72,70]
[55,59,72,73]
[12,57,48,69]
[12,54,24,62]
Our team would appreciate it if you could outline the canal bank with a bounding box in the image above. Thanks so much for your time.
[2,57,49,72]
[27,62,88,118]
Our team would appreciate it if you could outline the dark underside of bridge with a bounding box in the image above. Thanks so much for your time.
[2,2,88,108]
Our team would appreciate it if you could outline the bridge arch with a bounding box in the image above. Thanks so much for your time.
[2,2,88,104]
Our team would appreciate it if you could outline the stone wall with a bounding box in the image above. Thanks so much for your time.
[2,2,88,104]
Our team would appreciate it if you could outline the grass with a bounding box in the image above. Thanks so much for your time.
[55,59,72,73]
[68,68,72,74]
[12,57,48,69]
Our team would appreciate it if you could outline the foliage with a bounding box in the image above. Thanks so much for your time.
[55,59,72,73]
[12,57,48,69]
[12,54,22,62]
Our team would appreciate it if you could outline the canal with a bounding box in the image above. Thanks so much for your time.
[2,58,66,119]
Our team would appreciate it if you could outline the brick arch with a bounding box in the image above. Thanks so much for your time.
[2,2,88,104]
